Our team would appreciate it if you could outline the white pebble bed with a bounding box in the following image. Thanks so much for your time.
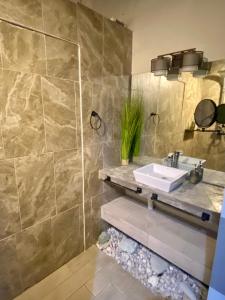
[97,227,208,300]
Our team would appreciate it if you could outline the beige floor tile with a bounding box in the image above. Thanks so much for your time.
[106,263,162,300]
[14,246,164,300]
[85,269,111,296]
[66,246,99,273]
[67,246,113,276]
[43,261,100,300]
[66,286,94,300]
[14,265,73,300]
[94,284,128,300]
[14,291,31,300]
[116,275,162,300]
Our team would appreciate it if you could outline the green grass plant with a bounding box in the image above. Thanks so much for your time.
[121,93,144,162]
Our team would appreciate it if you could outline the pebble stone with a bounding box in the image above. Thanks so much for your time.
[97,227,208,300]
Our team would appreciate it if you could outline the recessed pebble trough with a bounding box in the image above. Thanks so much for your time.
[97,227,208,300]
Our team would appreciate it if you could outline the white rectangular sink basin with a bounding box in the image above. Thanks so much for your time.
[133,163,188,192]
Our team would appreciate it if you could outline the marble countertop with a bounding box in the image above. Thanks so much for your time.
[99,156,225,217]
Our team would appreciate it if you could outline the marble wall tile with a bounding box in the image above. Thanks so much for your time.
[0,70,45,158]
[84,200,93,249]
[0,127,5,159]
[83,143,103,173]
[0,3,133,298]
[0,21,46,75]
[100,76,130,142]
[105,82,129,144]
[0,1,8,20]
[156,79,184,133]
[91,193,107,242]
[45,36,79,81]
[43,0,77,42]
[41,76,77,152]
[15,153,56,229]
[54,150,82,213]
[0,0,43,30]
[103,140,121,168]
[77,4,103,82]
[0,159,20,239]
[84,169,103,200]
[84,192,108,248]
[75,82,82,149]
[92,84,114,143]
[123,28,133,76]
[103,19,132,76]
[103,19,124,76]
[0,235,22,300]
[16,219,55,289]
[103,182,125,203]
[139,134,155,157]
[112,88,128,141]
[82,81,94,146]
[210,59,225,73]
[132,72,159,137]
[103,74,130,90]
[52,207,83,268]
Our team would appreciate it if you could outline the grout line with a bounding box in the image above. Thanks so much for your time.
[52,205,79,220]
[43,35,48,77]
[0,66,80,83]
[0,202,84,240]
[0,232,17,243]
[153,76,161,155]
[0,16,80,46]
[0,47,5,159]
[74,83,78,148]
[0,122,5,159]
[101,15,104,81]
[40,0,45,34]
[13,158,23,231]
[0,147,83,162]
[40,77,48,153]
[52,152,58,216]
[41,0,48,78]
[73,82,79,152]
[78,45,86,250]
[15,214,52,233]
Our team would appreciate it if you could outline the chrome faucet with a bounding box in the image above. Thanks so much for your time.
[166,151,183,168]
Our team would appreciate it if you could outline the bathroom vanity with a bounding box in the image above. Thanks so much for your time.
[99,156,225,285]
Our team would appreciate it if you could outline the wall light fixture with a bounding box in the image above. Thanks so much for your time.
[151,48,209,80]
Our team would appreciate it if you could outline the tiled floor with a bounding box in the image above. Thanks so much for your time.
[14,246,162,300]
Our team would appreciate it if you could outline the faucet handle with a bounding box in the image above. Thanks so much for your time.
[167,152,174,158]
[197,160,203,168]
[175,150,183,156]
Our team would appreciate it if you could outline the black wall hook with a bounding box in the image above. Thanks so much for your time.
[150,112,160,125]
[90,111,102,130]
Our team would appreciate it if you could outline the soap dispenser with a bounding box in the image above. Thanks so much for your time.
[197,161,204,180]
[189,162,204,184]
[190,165,200,184]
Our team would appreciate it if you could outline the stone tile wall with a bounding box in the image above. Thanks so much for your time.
[0,1,132,299]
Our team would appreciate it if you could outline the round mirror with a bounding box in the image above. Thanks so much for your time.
[194,99,217,128]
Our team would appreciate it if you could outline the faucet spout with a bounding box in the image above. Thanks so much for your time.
[166,151,183,168]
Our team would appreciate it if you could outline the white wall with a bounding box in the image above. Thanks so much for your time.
[81,0,225,74]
